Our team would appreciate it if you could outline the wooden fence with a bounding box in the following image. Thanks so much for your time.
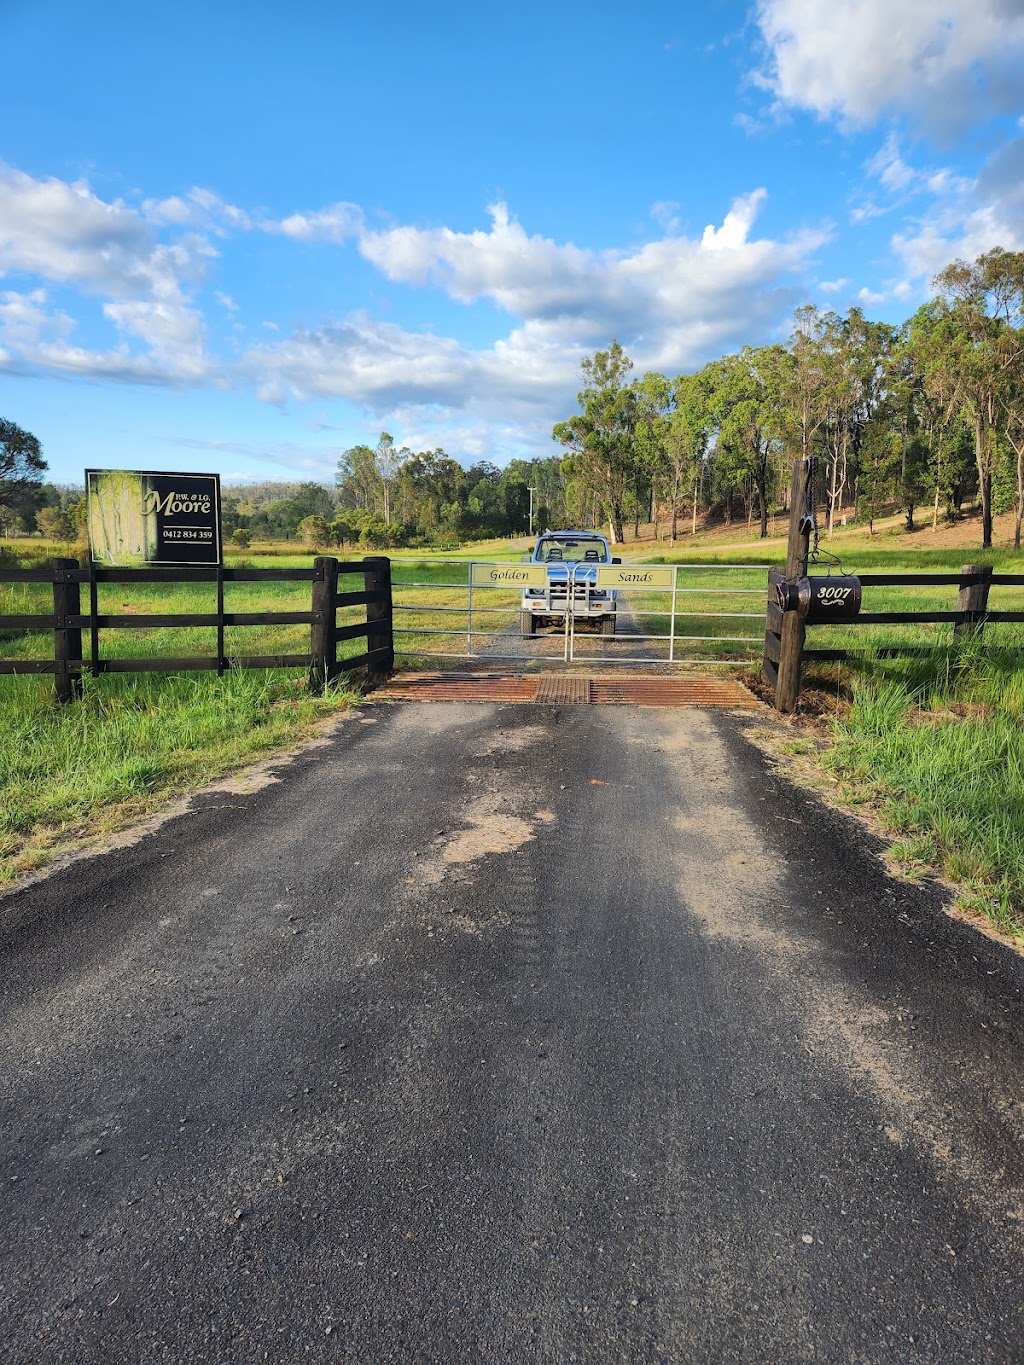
[0,554,394,702]
[763,461,1024,712]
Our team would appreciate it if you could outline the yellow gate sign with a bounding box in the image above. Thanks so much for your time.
[471,562,548,588]
[596,565,675,590]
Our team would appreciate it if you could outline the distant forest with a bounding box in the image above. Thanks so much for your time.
[4,246,1022,552]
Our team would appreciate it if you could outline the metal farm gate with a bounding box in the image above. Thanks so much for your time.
[390,558,768,669]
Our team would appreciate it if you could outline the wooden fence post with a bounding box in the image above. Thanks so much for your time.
[763,568,784,692]
[51,557,83,703]
[309,555,339,693]
[363,555,394,681]
[954,564,993,637]
[773,460,812,713]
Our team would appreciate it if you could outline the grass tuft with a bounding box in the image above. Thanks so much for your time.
[825,645,1024,937]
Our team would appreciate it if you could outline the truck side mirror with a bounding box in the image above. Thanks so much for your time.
[612,557,621,565]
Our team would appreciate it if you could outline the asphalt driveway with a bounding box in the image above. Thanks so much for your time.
[1,701,1022,1362]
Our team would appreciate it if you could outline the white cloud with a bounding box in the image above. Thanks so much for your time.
[700,189,767,250]
[889,136,1024,283]
[850,202,887,223]
[651,200,681,232]
[356,192,813,340]
[866,135,918,192]
[819,278,848,293]
[755,0,1024,133]
[243,194,828,448]
[264,202,364,244]
[0,166,216,384]
[143,188,252,234]
[0,289,74,348]
[1,167,158,296]
[0,167,831,458]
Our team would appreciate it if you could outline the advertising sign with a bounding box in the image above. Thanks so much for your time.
[86,470,222,566]
[596,565,675,590]
[471,562,548,588]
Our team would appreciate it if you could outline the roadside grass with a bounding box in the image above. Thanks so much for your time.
[0,669,359,886]
[819,644,1024,937]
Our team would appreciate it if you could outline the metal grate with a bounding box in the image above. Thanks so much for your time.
[534,675,592,705]
[589,677,756,707]
[374,673,758,708]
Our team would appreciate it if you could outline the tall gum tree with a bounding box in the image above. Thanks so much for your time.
[667,372,712,541]
[705,345,790,538]
[552,341,637,544]
[928,249,1024,549]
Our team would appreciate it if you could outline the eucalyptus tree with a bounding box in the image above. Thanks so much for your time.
[835,309,898,532]
[891,319,976,530]
[635,371,673,538]
[530,455,571,531]
[783,305,830,465]
[395,449,466,535]
[926,248,1024,548]
[335,444,379,513]
[666,372,713,540]
[0,418,46,510]
[374,432,412,526]
[705,345,790,538]
[1003,378,1024,548]
[552,341,638,544]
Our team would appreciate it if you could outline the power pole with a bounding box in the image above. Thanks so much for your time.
[528,485,536,535]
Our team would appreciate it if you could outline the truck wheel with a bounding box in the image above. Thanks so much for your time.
[520,611,536,638]
[601,615,616,636]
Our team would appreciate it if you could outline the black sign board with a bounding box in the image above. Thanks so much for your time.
[86,470,222,567]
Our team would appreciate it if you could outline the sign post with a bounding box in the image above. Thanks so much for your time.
[86,470,222,567]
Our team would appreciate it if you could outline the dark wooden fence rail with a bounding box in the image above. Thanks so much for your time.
[764,564,1024,712]
[0,555,394,702]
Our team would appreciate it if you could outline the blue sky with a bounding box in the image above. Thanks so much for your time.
[2,0,1022,486]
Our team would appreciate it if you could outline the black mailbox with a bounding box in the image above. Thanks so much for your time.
[776,574,862,622]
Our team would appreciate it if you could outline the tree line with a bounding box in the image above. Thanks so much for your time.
[552,247,1024,550]
[3,247,1021,553]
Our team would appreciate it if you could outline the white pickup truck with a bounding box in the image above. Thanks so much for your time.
[519,530,620,636]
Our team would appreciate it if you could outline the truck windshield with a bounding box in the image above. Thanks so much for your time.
[536,538,608,563]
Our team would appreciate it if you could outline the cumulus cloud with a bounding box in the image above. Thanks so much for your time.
[754,0,1024,133]
[0,166,216,384]
[356,192,816,336]
[1,167,160,296]
[0,166,830,457]
[244,194,828,442]
[0,289,74,349]
[887,135,1024,284]
[142,187,252,234]
[264,202,364,243]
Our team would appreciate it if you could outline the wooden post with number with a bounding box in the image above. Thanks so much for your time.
[51,557,84,704]
[774,460,812,714]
